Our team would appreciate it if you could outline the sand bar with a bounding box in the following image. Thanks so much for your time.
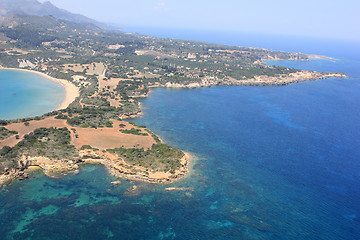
[0,67,79,110]
[307,54,339,60]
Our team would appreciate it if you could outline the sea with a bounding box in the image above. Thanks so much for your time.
[0,69,65,120]
[0,29,359,240]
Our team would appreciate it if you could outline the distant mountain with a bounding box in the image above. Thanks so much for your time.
[0,14,104,46]
[0,0,109,29]
[1,14,101,31]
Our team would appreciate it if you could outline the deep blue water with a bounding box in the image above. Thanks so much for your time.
[1,32,360,239]
[0,69,65,120]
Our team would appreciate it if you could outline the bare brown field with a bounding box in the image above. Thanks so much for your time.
[0,117,69,148]
[98,77,130,90]
[72,120,155,150]
[63,62,106,76]
[1,118,154,151]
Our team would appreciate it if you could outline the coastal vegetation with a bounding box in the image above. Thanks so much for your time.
[108,143,184,174]
[119,128,148,136]
[0,127,17,140]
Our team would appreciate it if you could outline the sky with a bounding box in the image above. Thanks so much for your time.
[40,0,360,42]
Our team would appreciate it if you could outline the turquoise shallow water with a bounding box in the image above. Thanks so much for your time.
[1,43,360,238]
[0,69,65,120]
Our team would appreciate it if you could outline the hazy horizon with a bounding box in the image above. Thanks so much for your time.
[39,0,360,42]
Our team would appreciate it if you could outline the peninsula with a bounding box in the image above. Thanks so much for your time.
[0,14,346,186]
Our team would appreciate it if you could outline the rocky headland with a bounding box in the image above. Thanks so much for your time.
[0,149,191,186]
[163,70,346,89]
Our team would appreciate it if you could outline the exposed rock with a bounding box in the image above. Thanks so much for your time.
[111,180,121,185]
[125,185,139,196]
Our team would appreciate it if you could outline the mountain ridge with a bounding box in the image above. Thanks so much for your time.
[0,0,110,29]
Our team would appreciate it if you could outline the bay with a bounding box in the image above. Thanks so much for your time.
[0,69,65,120]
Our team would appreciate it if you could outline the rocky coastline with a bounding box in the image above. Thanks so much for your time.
[0,150,192,187]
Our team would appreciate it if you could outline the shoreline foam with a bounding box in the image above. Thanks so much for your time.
[0,67,79,111]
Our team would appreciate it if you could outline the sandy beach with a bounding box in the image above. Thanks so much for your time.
[0,67,79,110]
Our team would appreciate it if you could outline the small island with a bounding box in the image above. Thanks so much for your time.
[0,14,346,186]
